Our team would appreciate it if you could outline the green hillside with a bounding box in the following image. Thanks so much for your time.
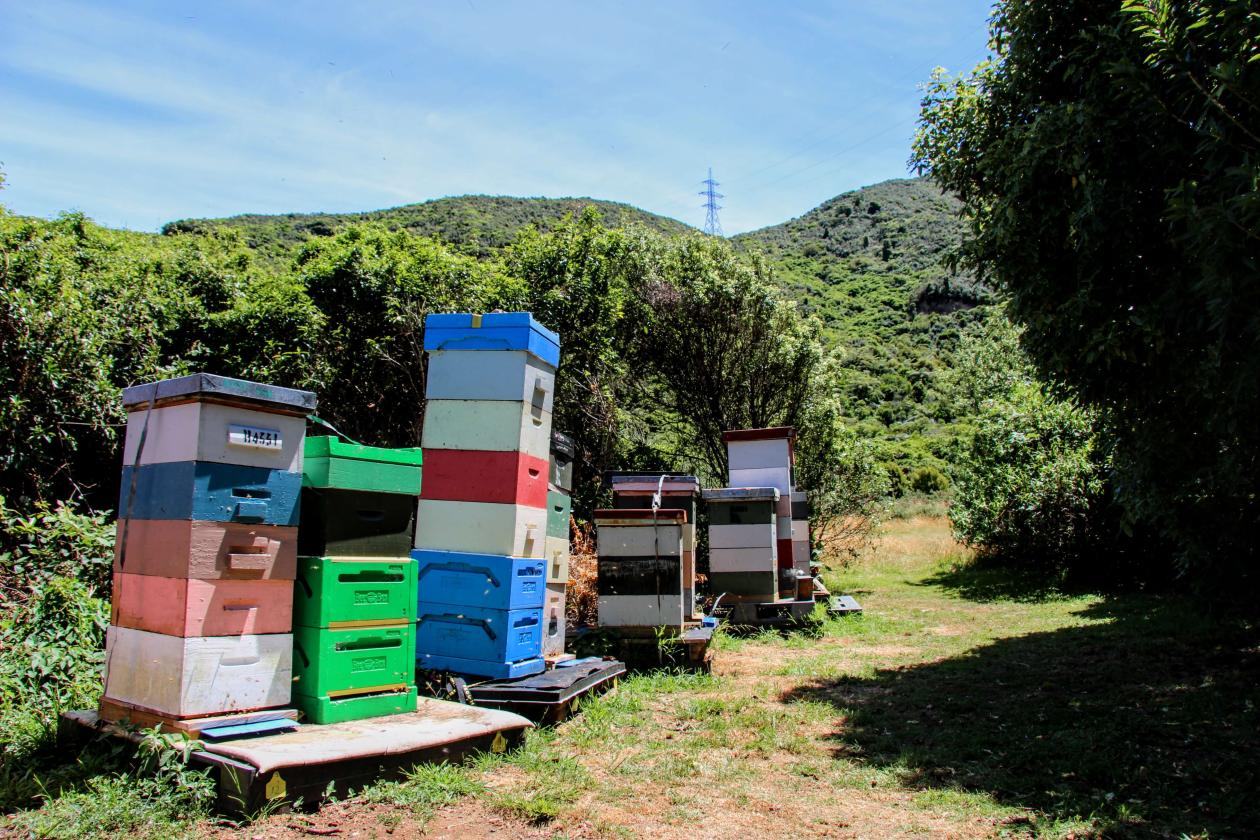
[161,177,986,480]
[163,195,693,263]
[737,178,991,481]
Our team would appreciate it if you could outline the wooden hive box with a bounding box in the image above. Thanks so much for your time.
[421,399,552,459]
[549,431,576,493]
[541,582,567,658]
[298,488,416,558]
[291,623,415,699]
[425,350,556,411]
[117,462,302,526]
[414,499,546,558]
[423,312,560,368]
[544,535,570,584]
[302,437,422,495]
[594,509,685,628]
[293,557,418,628]
[102,626,293,719]
[415,603,545,678]
[111,574,293,637]
[413,549,546,611]
[722,426,795,471]
[420,449,549,508]
[123,401,307,473]
[113,520,297,580]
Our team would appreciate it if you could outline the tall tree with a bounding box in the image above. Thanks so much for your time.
[912,0,1260,591]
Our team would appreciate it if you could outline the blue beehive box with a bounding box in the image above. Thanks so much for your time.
[423,312,560,368]
[416,602,545,679]
[413,549,545,610]
[118,461,302,526]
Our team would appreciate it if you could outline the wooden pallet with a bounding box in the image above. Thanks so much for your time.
[97,697,299,737]
[62,697,531,815]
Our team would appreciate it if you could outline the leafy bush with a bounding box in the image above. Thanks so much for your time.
[0,496,115,599]
[950,385,1105,573]
[0,576,108,766]
[908,466,949,494]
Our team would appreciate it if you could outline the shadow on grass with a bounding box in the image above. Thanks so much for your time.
[783,596,1260,838]
[919,559,1073,603]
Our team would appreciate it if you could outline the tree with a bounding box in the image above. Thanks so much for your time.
[631,236,822,481]
[294,225,496,447]
[912,0,1260,592]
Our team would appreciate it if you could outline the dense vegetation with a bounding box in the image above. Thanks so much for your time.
[914,0,1260,595]
[164,195,693,264]
[736,179,991,486]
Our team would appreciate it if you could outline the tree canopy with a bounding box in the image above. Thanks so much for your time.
[912,0,1260,592]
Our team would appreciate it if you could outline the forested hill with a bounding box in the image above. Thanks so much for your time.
[738,178,990,480]
[160,177,986,478]
[163,195,694,262]
[736,178,983,340]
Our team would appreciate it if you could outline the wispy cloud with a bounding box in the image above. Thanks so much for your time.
[0,0,993,233]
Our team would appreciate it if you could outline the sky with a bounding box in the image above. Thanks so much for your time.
[0,1,994,235]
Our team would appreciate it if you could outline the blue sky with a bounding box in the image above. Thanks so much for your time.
[0,1,993,234]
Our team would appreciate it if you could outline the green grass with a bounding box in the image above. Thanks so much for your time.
[465,516,1258,838]
[10,516,1255,838]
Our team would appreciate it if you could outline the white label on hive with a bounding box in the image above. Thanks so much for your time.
[227,424,283,451]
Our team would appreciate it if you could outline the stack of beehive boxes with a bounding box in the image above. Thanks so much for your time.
[790,489,812,594]
[104,374,313,725]
[594,508,687,630]
[724,428,798,599]
[703,487,780,604]
[412,312,559,679]
[543,431,576,658]
[609,474,701,620]
[291,437,422,723]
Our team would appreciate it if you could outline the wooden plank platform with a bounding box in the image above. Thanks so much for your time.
[468,659,625,724]
[62,697,531,815]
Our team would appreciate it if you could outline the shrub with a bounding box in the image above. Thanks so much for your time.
[949,385,1105,573]
[908,466,949,494]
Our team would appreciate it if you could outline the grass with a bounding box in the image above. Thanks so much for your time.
[449,515,1259,838]
[8,515,1256,838]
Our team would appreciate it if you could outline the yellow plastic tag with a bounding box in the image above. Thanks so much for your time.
[265,771,287,800]
[491,732,507,753]
[471,313,483,328]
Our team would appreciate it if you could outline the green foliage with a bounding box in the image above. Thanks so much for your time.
[295,224,495,446]
[164,195,693,264]
[914,0,1260,593]
[0,576,108,774]
[908,466,948,495]
[6,731,214,840]
[735,178,989,478]
[0,495,115,597]
[500,210,647,512]
[361,762,484,815]
[950,383,1105,574]
[630,235,822,479]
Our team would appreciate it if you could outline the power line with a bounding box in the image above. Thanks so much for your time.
[699,167,724,236]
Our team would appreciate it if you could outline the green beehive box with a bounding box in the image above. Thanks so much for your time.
[546,490,571,539]
[303,436,423,494]
[292,623,416,699]
[293,685,418,724]
[294,556,418,628]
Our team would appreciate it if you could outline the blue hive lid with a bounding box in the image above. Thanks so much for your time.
[423,312,561,367]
